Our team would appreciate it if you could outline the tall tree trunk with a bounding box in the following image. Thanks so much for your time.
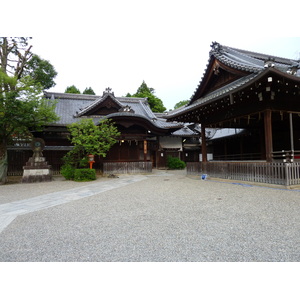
[0,141,8,184]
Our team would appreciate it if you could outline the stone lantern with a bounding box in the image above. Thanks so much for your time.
[21,138,52,183]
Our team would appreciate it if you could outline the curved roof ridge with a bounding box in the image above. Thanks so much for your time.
[44,91,99,101]
[211,44,263,72]
[215,43,299,72]
[224,47,265,68]
[228,44,300,65]
[101,112,181,130]
[142,100,159,119]
[117,96,147,102]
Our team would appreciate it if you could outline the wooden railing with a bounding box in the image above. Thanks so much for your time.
[213,153,261,161]
[103,162,152,174]
[272,150,300,162]
[187,161,300,186]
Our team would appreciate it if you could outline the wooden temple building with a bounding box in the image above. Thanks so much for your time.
[8,88,200,175]
[166,42,300,186]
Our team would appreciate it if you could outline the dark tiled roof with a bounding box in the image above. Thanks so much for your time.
[44,91,183,130]
[46,92,99,101]
[166,42,300,120]
[210,42,300,74]
[189,42,300,102]
[210,43,264,73]
[172,126,199,137]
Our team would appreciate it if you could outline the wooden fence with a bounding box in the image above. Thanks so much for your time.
[187,161,300,186]
[7,147,152,176]
[103,162,152,174]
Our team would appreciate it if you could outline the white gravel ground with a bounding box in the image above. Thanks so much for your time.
[0,170,299,262]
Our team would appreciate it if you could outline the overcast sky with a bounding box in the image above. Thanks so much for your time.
[5,0,300,110]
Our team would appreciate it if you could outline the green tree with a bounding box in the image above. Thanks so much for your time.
[83,87,96,95]
[174,100,189,110]
[0,37,58,184]
[65,85,80,94]
[63,118,120,171]
[129,81,166,113]
[24,54,57,89]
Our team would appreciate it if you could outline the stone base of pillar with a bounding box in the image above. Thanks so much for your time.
[21,157,52,183]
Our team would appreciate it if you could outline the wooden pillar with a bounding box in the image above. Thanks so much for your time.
[264,109,273,162]
[289,113,294,162]
[289,113,294,152]
[201,124,207,162]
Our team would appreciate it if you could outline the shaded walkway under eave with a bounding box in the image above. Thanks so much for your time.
[168,69,300,163]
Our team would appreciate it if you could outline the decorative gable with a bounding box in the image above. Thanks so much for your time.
[201,60,246,96]
[76,88,123,117]
[89,95,122,115]
[193,58,250,100]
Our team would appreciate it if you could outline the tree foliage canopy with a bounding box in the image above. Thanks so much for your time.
[63,118,120,169]
[68,118,120,157]
[1,38,57,89]
[0,72,58,145]
[24,55,57,89]
[83,87,96,95]
[65,85,81,94]
[174,100,189,110]
[0,37,59,184]
[65,86,96,95]
[128,81,166,113]
[0,37,59,144]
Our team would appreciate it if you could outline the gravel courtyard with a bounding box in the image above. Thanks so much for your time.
[0,170,299,262]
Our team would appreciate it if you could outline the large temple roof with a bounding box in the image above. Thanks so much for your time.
[191,42,300,102]
[209,42,299,74]
[44,89,182,131]
[166,42,300,123]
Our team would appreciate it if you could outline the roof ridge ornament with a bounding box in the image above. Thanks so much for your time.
[119,105,135,113]
[264,57,275,68]
[103,87,114,96]
[211,41,220,49]
[210,42,223,53]
[287,63,300,75]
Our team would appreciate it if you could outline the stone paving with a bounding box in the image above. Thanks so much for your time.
[0,170,299,262]
[0,175,147,234]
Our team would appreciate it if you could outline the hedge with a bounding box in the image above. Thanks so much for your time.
[74,168,96,181]
[167,156,186,169]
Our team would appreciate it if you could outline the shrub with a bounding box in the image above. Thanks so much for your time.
[60,164,75,180]
[167,156,186,170]
[74,168,96,182]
